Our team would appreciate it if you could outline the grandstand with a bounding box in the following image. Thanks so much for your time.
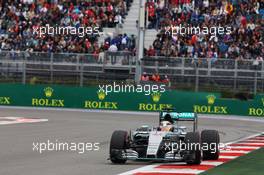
[0,0,263,94]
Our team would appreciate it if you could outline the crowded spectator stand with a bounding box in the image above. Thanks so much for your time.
[0,0,134,57]
[145,0,263,62]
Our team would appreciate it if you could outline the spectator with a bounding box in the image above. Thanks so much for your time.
[147,46,156,56]
[141,72,150,81]
[108,43,118,52]
[98,48,105,64]
[108,43,118,64]
[162,75,170,83]
[151,73,160,82]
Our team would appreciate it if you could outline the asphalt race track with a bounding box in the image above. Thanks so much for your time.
[0,107,264,175]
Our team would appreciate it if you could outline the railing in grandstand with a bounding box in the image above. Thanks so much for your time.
[0,51,264,93]
[141,56,264,93]
[0,50,136,64]
[0,50,136,87]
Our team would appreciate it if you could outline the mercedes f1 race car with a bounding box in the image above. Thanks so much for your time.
[109,109,220,164]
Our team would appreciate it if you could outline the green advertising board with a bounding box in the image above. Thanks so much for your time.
[0,84,263,117]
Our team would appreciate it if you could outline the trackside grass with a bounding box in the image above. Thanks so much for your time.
[201,148,264,175]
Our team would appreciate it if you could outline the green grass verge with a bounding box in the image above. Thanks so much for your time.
[201,148,264,175]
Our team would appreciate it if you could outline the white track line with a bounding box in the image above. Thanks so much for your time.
[118,164,160,175]
[245,140,264,142]
[229,146,260,149]
[219,155,238,159]
[119,167,203,175]
[201,161,224,166]
[225,132,264,146]
[233,143,264,146]
[220,150,250,154]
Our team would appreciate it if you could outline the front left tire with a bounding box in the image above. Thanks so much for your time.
[110,130,128,164]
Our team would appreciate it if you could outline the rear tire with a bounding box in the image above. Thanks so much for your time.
[184,132,202,165]
[109,130,128,164]
[201,130,220,160]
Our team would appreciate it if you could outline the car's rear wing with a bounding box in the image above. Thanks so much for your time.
[159,110,198,132]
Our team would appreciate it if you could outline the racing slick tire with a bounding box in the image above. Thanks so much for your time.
[201,130,220,160]
[110,130,129,164]
[184,132,202,165]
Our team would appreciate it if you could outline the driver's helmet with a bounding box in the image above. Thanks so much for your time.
[160,120,173,131]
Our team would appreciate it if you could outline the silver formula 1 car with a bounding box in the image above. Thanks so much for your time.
[109,109,220,164]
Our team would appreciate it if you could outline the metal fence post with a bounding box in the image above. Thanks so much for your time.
[50,53,54,83]
[181,58,184,75]
[22,52,26,84]
[254,70,257,95]
[195,62,199,92]
[79,56,83,87]
[234,60,238,92]
[262,61,264,92]
[253,60,259,95]
[254,65,258,95]
[208,59,211,88]
[208,59,211,76]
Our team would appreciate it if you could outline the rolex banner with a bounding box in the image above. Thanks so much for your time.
[0,84,263,117]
